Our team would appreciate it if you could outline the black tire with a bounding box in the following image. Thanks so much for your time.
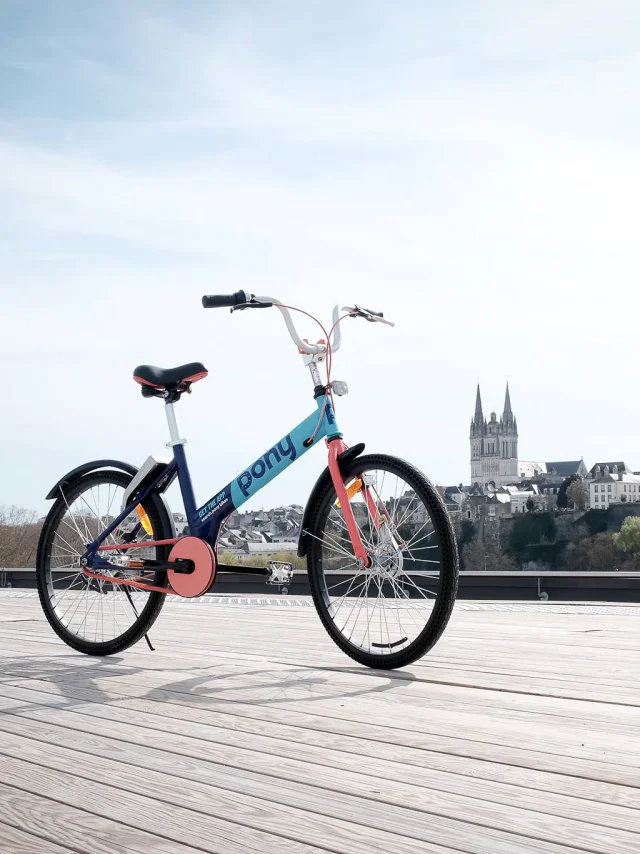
[306,454,459,669]
[36,470,172,656]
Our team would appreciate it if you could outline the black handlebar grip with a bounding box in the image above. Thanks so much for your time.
[202,291,245,308]
[202,290,249,308]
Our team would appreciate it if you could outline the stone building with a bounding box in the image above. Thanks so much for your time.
[470,384,585,498]
[587,462,640,509]
[521,460,588,504]
[470,384,518,487]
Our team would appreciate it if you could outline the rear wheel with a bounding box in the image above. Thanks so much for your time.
[36,470,172,655]
[306,454,458,669]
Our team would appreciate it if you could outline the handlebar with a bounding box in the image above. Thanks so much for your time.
[257,296,342,355]
[201,291,392,355]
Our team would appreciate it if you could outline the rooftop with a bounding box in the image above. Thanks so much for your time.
[588,462,629,477]
[545,461,584,477]
[518,461,547,478]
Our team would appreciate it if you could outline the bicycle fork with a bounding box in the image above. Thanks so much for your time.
[327,439,393,568]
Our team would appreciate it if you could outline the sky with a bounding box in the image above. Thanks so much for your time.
[2,0,640,517]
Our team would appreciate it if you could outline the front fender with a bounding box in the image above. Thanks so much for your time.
[45,459,138,500]
[297,442,365,557]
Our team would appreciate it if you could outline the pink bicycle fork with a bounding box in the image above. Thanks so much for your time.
[327,439,386,568]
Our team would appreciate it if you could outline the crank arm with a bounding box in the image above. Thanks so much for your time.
[135,557,195,574]
[86,557,194,574]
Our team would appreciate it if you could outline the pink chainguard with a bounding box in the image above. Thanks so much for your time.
[327,439,370,567]
[87,536,216,596]
[167,537,216,597]
[82,567,172,594]
[97,538,180,551]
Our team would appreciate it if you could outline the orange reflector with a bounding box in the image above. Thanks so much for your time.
[335,478,363,508]
[135,505,153,536]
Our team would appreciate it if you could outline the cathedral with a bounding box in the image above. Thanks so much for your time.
[470,383,519,487]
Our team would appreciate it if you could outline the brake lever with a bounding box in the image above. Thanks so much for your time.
[230,299,274,313]
[343,304,395,326]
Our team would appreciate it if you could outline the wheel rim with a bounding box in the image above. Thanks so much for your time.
[43,479,162,646]
[314,466,445,657]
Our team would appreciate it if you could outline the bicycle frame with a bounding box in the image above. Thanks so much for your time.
[84,392,351,569]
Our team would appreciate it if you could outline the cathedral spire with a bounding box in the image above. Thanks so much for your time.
[503,382,512,418]
[474,383,483,424]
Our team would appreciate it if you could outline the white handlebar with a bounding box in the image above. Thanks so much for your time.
[257,296,342,355]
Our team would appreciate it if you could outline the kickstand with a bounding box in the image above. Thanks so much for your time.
[123,586,155,651]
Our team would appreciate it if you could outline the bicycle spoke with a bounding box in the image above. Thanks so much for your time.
[314,463,452,659]
[43,479,164,647]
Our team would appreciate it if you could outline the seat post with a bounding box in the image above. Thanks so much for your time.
[165,402,186,447]
[164,400,198,525]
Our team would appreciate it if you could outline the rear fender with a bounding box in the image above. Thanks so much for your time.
[45,458,176,538]
[45,459,137,500]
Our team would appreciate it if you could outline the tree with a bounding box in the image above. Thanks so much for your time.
[557,475,578,509]
[525,496,535,513]
[566,479,589,511]
[570,522,590,543]
[510,512,557,554]
[0,506,41,568]
[458,519,475,548]
[565,533,622,571]
[462,537,514,572]
[613,516,640,556]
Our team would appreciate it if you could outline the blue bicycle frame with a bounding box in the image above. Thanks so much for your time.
[85,394,341,568]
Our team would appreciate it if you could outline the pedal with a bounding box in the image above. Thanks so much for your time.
[267,561,293,587]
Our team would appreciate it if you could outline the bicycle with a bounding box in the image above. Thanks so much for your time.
[36,292,458,669]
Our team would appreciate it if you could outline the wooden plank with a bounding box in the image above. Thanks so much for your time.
[9,676,640,809]
[2,595,640,853]
[41,665,640,767]
[2,682,640,832]
[0,753,357,854]
[1,620,633,740]
[3,610,640,684]
[0,781,203,854]
[4,611,640,702]
[2,698,640,854]
[5,637,640,732]
[5,648,640,786]
[0,747,458,854]
[0,821,78,854]
[0,730,623,854]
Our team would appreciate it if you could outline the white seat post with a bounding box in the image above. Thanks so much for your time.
[165,401,186,448]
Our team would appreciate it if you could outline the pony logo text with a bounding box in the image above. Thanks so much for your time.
[237,435,297,497]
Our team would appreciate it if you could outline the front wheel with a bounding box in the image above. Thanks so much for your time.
[306,454,459,669]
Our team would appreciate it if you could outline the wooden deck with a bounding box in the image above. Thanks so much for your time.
[0,591,639,853]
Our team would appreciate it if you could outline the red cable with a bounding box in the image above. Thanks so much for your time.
[274,303,336,443]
